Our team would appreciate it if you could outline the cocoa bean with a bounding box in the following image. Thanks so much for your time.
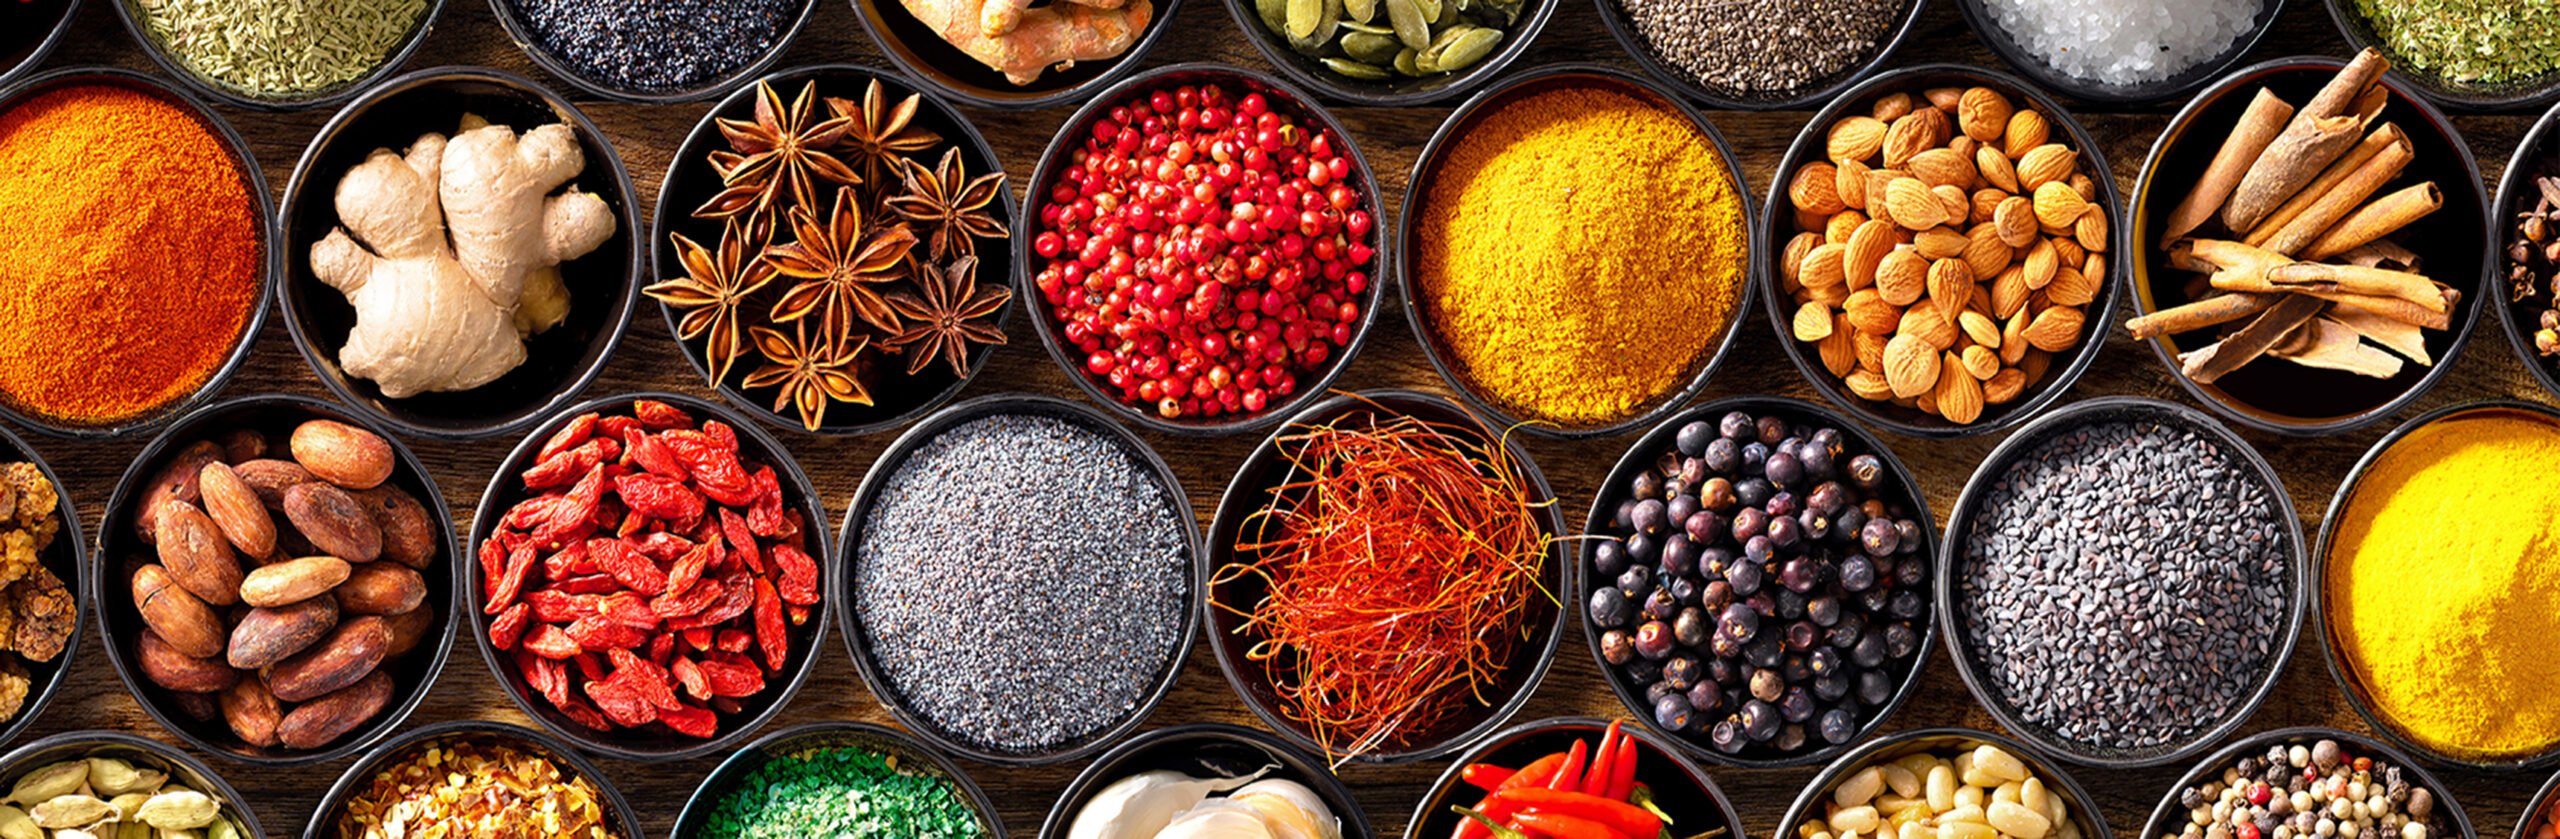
[333,563,425,616]
[138,630,238,693]
[266,616,388,702]
[232,460,313,509]
[196,462,276,559]
[218,679,282,748]
[274,670,391,750]
[217,429,267,464]
[152,501,241,607]
[169,691,220,722]
[132,565,225,659]
[132,441,223,544]
[227,596,338,670]
[289,420,393,490]
[380,605,434,659]
[238,556,351,608]
[355,487,438,569]
[283,483,381,563]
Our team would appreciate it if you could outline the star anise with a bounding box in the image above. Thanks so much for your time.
[826,79,943,192]
[765,186,920,339]
[885,256,1010,377]
[887,148,1007,261]
[643,215,778,387]
[742,322,872,431]
[696,80,859,220]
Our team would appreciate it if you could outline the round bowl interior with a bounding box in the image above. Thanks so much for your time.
[1398,64,1754,440]
[1937,396,2305,768]
[849,0,1180,109]
[1776,728,2114,839]
[2130,57,2490,436]
[1958,0,2284,105]
[96,395,458,765]
[1017,62,1388,436]
[1204,389,1566,765]
[0,731,267,839]
[1404,716,1745,839]
[1218,0,1557,106]
[2492,101,2560,400]
[110,0,442,111]
[2324,0,2560,112]
[1594,0,1927,110]
[652,63,1017,437]
[0,426,83,749]
[1038,723,1379,839]
[2139,727,2480,839]
[0,0,79,90]
[466,391,832,761]
[1756,64,2125,439]
[282,67,642,441]
[670,722,1007,839]
[304,720,646,839]
[488,0,817,103]
[1578,395,1938,769]
[835,393,1200,766]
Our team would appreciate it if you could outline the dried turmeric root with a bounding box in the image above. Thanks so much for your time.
[906,0,1152,85]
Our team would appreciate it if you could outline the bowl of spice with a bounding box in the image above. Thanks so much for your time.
[841,393,1198,766]
[1593,0,1925,110]
[0,428,84,752]
[0,67,274,439]
[1039,723,1373,839]
[1761,65,2121,438]
[308,720,641,839]
[1777,729,2112,839]
[1957,0,2284,105]
[490,0,817,103]
[651,64,1018,437]
[2518,767,2560,839]
[1021,63,1386,434]
[281,67,643,442]
[850,0,1178,110]
[2316,400,2560,769]
[1581,397,1936,768]
[111,0,441,111]
[1220,0,1554,106]
[469,392,831,761]
[2127,51,2491,436]
[2141,729,2470,839]
[2324,0,2560,111]
[0,730,264,839]
[2492,101,2560,400]
[1406,717,1742,839]
[1402,64,1752,439]
[1940,396,2303,768]
[672,721,1004,839]
[1207,389,1566,766]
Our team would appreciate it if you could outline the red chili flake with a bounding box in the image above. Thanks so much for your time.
[490,602,531,650]
[524,624,582,659]
[537,413,598,463]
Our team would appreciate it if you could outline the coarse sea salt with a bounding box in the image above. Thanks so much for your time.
[1982,0,2258,87]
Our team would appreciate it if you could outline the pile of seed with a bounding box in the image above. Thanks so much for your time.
[2162,738,2440,839]
[513,0,800,93]
[134,0,428,97]
[1959,418,2288,753]
[1609,0,1906,97]
[855,414,1190,755]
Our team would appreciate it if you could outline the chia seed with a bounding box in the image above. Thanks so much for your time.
[854,413,1190,756]
[513,0,801,94]
[1610,0,1906,98]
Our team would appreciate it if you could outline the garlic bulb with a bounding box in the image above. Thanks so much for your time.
[1068,769,1269,839]
[1155,800,1278,839]
[1227,780,1339,839]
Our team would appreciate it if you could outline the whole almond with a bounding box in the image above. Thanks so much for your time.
[2022,239,2059,289]
[2003,110,2051,159]
[1863,169,1901,220]
[1834,158,1871,211]
[2016,144,2077,191]
[1924,87,1964,113]
[355,487,437,570]
[2084,252,2106,283]
[1883,178,1944,230]
[2053,235,2087,269]
[1961,345,2000,380]
[284,483,381,564]
[2046,266,2096,306]
[1790,161,1844,215]
[1933,353,1987,423]
[1828,116,1887,163]
[1914,227,1968,261]
[220,679,283,749]
[1854,330,1889,373]
[1884,109,1947,169]
[138,630,238,694]
[1900,305,1958,350]
[1846,369,1895,401]
[1871,92,1915,122]
[153,501,241,607]
[1949,135,1978,161]
[2001,309,2032,363]
[1875,250,1930,306]
[1977,146,2021,194]
[1883,333,1940,398]
[2033,181,2090,228]
[1969,189,2006,225]
[268,616,390,703]
[1985,368,2028,404]
[1994,197,2038,247]
[241,556,353,609]
[2022,348,2053,384]
[132,440,224,543]
[1825,209,1866,245]
[2024,306,2086,351]
[334,563,426,616]
[1957,87,2012,142]
[196,463,274,559]
[1932,184,1971,224]
[227,596,339,670]
[1994,267,2033,320]
[1844,288,1901,335]
[1794,302,1836,343]
[1818,316,1857,376]
[1800,242,1848,290]
[1845,220,1895,288]
[1927,259,1976,324]
[1962,224,2013,280]
[1959,311,2003,348]
[2075,209,2111,253]
[289,420,393,491]
[276,670,392,751]
[1782,232,1822,290]
[232,459,314,509]
[1908,148,1974,188]
[2071,173,2098,202]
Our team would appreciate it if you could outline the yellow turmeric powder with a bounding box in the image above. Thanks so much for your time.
[1413,79,1748,430]
[2329,405,2560,762]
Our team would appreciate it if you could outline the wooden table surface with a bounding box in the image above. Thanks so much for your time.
[21,0,2558,837]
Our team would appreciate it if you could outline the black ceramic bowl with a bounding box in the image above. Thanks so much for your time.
[1018,62,1389,436]
[1399,63,1752,440]
[837,393,1199,766]
[466,391,830,761]
[1595,0,1927,111]
[2140,728,2479,839]
[1405,716,1745,839]
[306,721,642,838]
[1579,396,1937,769]
[2493,99,2560,401]
[2324,0,2560,112]
[1220,0,1557,105]
[0,67,276,440]
[654,63,1016,437]
[1937,396,2304,768]
[2130,56,2490,436]
[97,395,458,766]
[0,731,267,839]
[1758,64,2125,439]
[110,0,442,111]
[671,721,1008,838]
[1039,723,1378,839]
[2311,400,2560,770]
[281,67,643,442]
[1776,728,2114,839]
[0,426,82,750]
[0,0,77,91]
[490,0,817,104]
[1957,0,2284,105]
[1206,389,1566,765]
[850,0,1179,110]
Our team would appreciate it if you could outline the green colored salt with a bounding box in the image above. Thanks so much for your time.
[2352,0,2560,86]
[699,746,986,839]
[133,0,428,98]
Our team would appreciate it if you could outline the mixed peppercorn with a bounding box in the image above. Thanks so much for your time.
[2162,739,2438,839]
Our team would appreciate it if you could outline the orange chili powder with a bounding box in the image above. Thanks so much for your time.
[0,82,262,427]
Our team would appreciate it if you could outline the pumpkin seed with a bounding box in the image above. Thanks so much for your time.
[1341,30,1403,63]
[1255,0,1289,35]
[1343,0,1377,25]
[1338,20,1392,34]
[1285,0,1321,39]
[1287,0,1340,54]
[1321,57,1394,79]
[1384,0,1430,50]
[1412,0,1442,23]
[1431,25,1502,70]
[1394,46,1423,75]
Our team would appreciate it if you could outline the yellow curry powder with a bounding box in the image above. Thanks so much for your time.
[1415,81,1748,429]
[2329,407,2560,761]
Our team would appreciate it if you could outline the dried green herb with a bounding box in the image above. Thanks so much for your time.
[2353,0,2560,86]
[698,746,983,839]
[133,0,428,97]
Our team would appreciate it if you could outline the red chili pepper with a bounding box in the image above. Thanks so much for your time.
[1584,721,1623,795]
[1606,727,1640,801]
[1464,763,1517,791]
[1548,740,1587,792]
[1490,788,1662,839]
[1499,753,1567,791]
[1514,812,1631,839]
[1456,804,1527,839]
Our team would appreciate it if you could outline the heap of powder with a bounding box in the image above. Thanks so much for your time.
[1982,0,2258,86]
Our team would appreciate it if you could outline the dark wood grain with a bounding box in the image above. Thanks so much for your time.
[21,1,2556,838]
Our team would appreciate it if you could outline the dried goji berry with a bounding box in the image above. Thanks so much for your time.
[753,577,787,671]
[597,592,659,628]
[588,538,668,595]
[627,531,689,562]
[659,703,718,738]
[585,678,657,727]
[524,624,582,659]
[598,415,642,440]
[664,431,753,498]
[634,399,694,430]
[671,656,710,700]
[529,589,594,623]
[554,573,621,595]
[616,473,705,525]
[705,419,739,451]
[772,543,819,606]
[565,616,649,650]
[666,539,718,597]
[680,627,714,652]
[542,540,594,580]
[489,602,531,650]
[572,651,609,682]
[787,603,809,625]
[719,509,764,574]
[520,648,572,707]
[625,430,687,481]
[523,438,609,491]
[609,649,682,711]
[648,632,676,666]
[652,578,724,619]
[539,412,600,462]
[746,467,785,536]
[696,656,767,698]
[669,573,755,630]
[715,629,752,654]
[486,543,537,614]
[555,694,612,732]
[478,534,510,584]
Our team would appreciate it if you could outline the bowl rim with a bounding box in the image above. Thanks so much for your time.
[1215,0,1561,107]
[0,729,271,839]
[106,0,446,112]
[1402,715,1749,839]
[1035,722,1384,839]
[2126,54,2495,437]
[2320,0,2560,113]
[1593,0,1930,111]
[2490,97,2560,401]
[1772,726,2117,839]
[1955,0,2288,105]
[2138,726,2482,839]
[278,65,646,443]
[300,719,648,839]
[484,0,820,104]
[0,66,279,440]
[0,0,82,94]
[832,392,1203,767]
[1013,61,1391,437]
[668,719,1011,839]
[1395,61,1758,441]
[1753,62,2127,439]
[1575,394,1940,769]
[2512,760,2560,839]
[2308,397,2560,771]
[1202,387,1568,765]
[462,390,835,762]
[0,423,84,750]
[93,393,461,766]
[1933,394,2308,769]
[845,0,1185,111]
[649,61,1021,438]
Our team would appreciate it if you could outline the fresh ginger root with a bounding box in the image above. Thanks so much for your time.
[907,0,1152,85]
[978,0,1127,38]
[312,118,614,398]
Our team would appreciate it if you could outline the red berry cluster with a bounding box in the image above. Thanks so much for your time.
[1031,82,1375,421]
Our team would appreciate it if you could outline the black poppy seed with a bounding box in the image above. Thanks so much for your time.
[516,0,799,92]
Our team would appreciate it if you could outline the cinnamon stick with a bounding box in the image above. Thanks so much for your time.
[2161,89,2294,246]
[2269,318,2406,378]
[2180,293,2330,383]
[2328,302,2431,363]
[2301,182,2443,262]
[2241,123,2406,247]
[2178,238,2444,311]
[2255,139,2414,257]
[2318,289,2453,331]
[2126,293,2279,339]
[2336,239,2420,271]
[2222,48,2392,232]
